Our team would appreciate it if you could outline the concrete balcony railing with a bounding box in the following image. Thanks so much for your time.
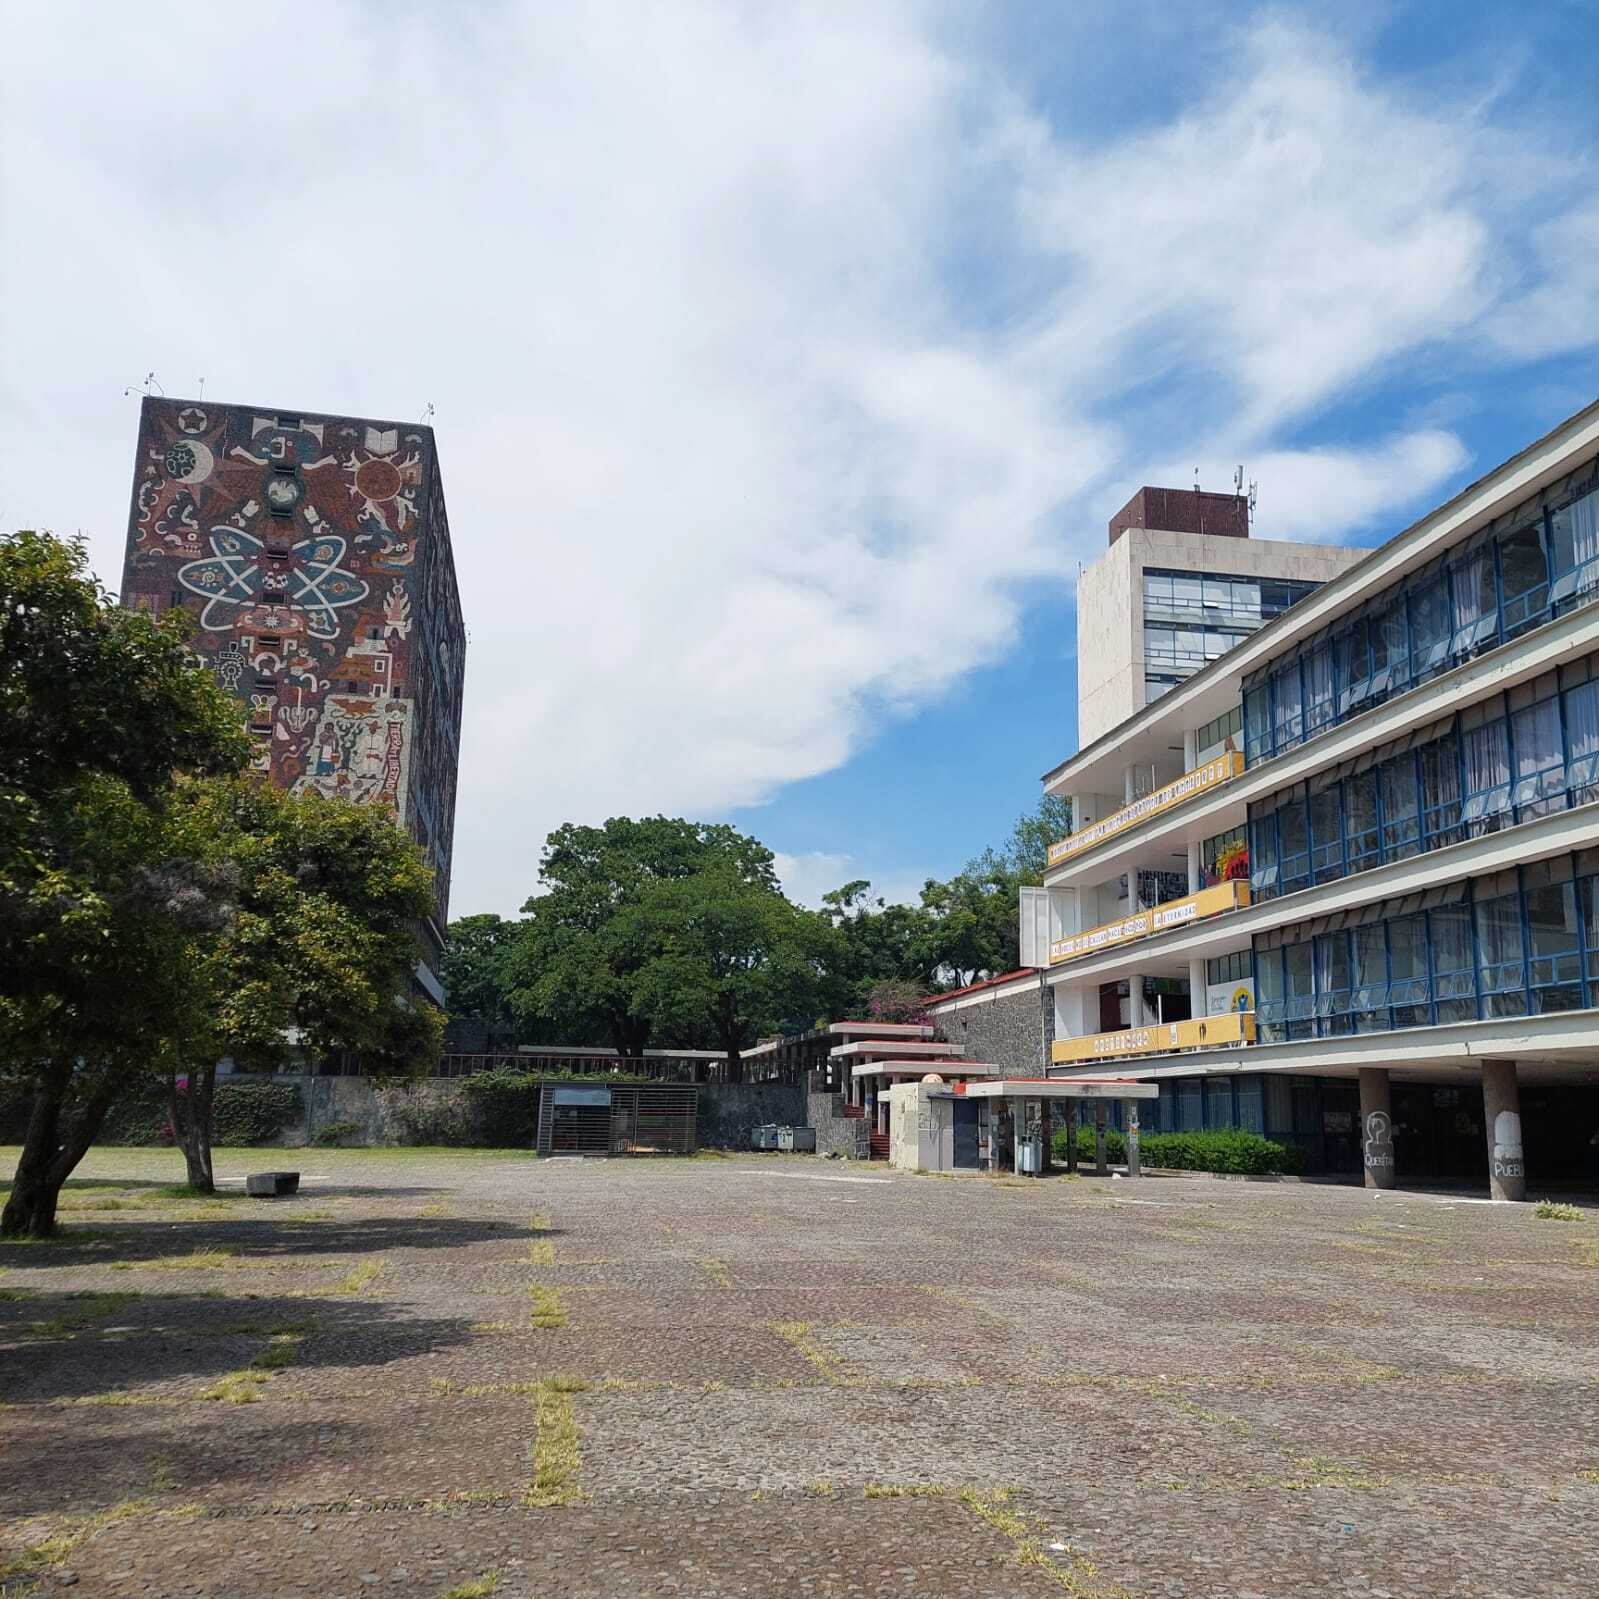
[1048,879,1250,966]
[1051,1009,1255,1066]
[1047,752,1245,867]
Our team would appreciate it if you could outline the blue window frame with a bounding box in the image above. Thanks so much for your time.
[1474,887,1528,1019]
[1238,474,1599,770]
[1378,751,1421,861]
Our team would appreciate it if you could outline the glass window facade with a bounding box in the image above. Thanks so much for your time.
[1242,472,1599,766]
[1248,656,1599,903]
[1253,852,1599,1042]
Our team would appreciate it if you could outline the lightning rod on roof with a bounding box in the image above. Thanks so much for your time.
[122,371,164,398]
[421,402,436,424]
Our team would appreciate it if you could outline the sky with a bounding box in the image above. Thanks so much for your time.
[4,0,1599,918]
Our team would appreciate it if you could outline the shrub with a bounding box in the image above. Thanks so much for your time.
[1050,1124,1302,1176]
[377,1082,481,1147]
[212,1079,302,1146]
[460,1069,545,1147]
[311,1119,366,1148]
[1534,1200,1585,1222]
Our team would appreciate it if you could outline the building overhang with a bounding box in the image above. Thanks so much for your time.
[956,1077,1159,1100]
[852,1061,998,1079]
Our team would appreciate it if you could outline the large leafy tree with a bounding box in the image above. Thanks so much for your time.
[162,781,444,1193]
[439,913,523,1039]
[630,861,839,1078]
[1,531,248,1236]
[502,817,780,1055]
[818,880,936,1008]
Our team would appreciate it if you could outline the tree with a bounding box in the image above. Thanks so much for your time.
[629,861,839,1078]
[1,531,249,1237]
[440,913,523,1037]
[502,817,780,1055]
[818,879,935,1009]
[161,781,444,1193]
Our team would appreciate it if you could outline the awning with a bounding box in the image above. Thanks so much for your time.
[956,1077,1157,1100]
[852,1060,998,1079]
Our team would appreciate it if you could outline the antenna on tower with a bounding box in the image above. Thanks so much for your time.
[122,371,164,398]
[1233,464,1244,496]
[198,377,206,401]
[1193,465,1201,493]
[1248,479,1259,528]
[421,402,436,425]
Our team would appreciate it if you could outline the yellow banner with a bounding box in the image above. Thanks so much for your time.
[1047,751,1245,866]
[1048,880,1250,965]
[1051,1009,1255,1064]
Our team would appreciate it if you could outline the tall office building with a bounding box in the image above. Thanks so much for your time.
[120,397,465,997]
[1076,486,1364,748]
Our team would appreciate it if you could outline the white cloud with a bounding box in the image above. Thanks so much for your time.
[1,7,1591,916]
[772,851,930,912]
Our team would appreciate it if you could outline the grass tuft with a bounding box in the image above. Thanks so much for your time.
[1534,1200,1585,1222]
[528,1284,565,1329]
[526,1378,585,1506]
[438,1576,499,1599]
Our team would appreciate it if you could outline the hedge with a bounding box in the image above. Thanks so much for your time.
[1050,1125,1302,1176]
[94,1076,303,1147]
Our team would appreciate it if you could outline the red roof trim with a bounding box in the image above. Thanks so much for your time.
[925,969,1040,1006]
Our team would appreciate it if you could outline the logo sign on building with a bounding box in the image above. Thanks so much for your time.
[1047,751,1245,866]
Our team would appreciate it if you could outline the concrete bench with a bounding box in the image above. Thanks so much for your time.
[245,1171,301,1197]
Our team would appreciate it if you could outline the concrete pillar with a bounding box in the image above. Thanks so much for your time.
[1482,1061,1526,1203]
[1039,1099,1053,1174]
[1125,1099,1142,1177]
[1189,957,1208,1020]
[1124,765,1137,804]
[1187,840,1201,894]
[1093,1102,1108,1174]
[1063,1102,1079,1172]
[1183,728,1198,768]
[1127,974,1146,1028]
[1358,1067,1396,1190]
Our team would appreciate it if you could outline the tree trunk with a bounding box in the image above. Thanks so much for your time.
[185,1064,217,1194]
[1,1063,125,1239]
[611,1015,650,1060]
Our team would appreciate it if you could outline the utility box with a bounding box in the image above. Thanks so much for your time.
[778,1126,816,1153]
[751,1125,779,1151]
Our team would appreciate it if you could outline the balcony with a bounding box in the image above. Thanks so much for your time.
[1049,879,1250,966]
[1051,1009,1255,1066]
[1047,752,1245,867]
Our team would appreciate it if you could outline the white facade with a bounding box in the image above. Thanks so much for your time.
[1037,402,1599,1191]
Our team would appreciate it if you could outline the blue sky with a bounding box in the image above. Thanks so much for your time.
[4,2,1599,917]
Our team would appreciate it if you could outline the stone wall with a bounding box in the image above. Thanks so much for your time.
[286,1074,802,1151]
[695,1081,806,1148]
[931,979,1049,1078]
[807,1091,868,1159]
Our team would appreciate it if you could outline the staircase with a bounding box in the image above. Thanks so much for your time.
[868,1129,890,1161]
[841,1102,865,1119]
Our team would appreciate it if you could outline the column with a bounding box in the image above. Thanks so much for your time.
[1127,973,1146,1028]
[1124,765,1137,803]
[1183,728,1198,768]
[1482,1060,1526,1203]
[1124,1100,1142,1178]
[1063,1102,1079,1173]
[1187,840,1201,894]
[1189,957,1208,1022]
[1093,1101,1109,1174]
[1358,1067,1395,1191]
[1039,1098,1053,1175]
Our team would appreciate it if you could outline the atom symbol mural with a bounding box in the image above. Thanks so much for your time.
[179,528,369,639]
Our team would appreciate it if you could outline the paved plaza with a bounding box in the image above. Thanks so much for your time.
[2,1148,1598,1598]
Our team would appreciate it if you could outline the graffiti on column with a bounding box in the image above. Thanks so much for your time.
[1491,1110,1524,1182]
[1363,1110,1394,1174]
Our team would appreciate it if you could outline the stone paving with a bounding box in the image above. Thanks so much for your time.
[2,1147,1598,1598]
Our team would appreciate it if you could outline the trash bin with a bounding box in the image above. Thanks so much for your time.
[786,1127,816,1153]
[750,1125,779,1151]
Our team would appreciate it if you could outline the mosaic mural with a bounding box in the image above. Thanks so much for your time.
[121,398,466,922]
